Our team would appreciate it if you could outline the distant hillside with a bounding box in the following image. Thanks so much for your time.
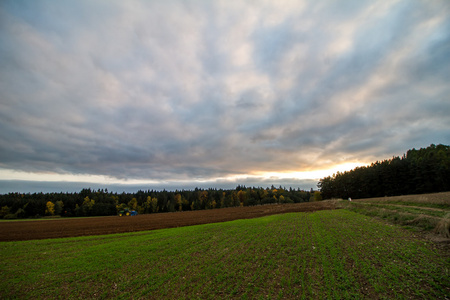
[318,144,450,199]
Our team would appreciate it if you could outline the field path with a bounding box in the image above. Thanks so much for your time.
[0,201,337,241]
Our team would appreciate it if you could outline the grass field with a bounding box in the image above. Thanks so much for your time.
[341,192,450,238]
[1,209,448,299]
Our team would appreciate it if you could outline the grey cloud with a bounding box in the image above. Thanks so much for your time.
[252,19,300,72]
[0,0,449,187]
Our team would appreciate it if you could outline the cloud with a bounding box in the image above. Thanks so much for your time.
[0,0,449,191]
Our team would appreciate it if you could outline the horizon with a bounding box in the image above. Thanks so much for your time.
[0,180,319,195]
[1,1,449,194]
[0,147,436,194]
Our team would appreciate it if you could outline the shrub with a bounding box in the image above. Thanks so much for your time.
[3,214,17,219]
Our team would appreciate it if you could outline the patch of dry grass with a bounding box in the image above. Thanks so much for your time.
[342,192,450,238]
[434,213,450,238]
[354,191,450,207]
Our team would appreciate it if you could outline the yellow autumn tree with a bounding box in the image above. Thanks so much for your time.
[144,196,152,213]
[150,197,158,213]
[128,198,138,210]
[174,194,182,211]
[82,196,95,215]
[45,201,55,216]
[237,190,246,206]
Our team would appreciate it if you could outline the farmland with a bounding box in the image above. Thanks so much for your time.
[0,201,336,242]
[1,193,449,299]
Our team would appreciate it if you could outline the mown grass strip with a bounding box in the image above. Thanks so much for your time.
[342,199,450,236]
[352,202,448,218]
[1,210,448,299]
[380,201,449,210]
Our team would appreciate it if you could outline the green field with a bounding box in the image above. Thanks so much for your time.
[1,209,449,299]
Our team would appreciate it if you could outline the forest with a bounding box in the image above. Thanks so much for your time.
[318,144,450,199]
[2,144,448,219]
[0,186,315,219]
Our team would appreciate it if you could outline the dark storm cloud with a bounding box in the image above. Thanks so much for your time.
[1,0,449,190]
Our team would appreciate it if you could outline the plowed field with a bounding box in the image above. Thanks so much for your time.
[0,201,337,241]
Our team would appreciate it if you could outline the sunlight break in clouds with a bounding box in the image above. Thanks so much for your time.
[0,0,449,193]
[0,161,365,186]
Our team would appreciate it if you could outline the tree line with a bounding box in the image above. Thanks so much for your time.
[318,144,450,200]
[0,186,315,219]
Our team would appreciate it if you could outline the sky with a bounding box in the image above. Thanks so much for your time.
[1,0,449,194]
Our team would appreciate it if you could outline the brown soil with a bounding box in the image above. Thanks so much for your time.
[0,201,338,242]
